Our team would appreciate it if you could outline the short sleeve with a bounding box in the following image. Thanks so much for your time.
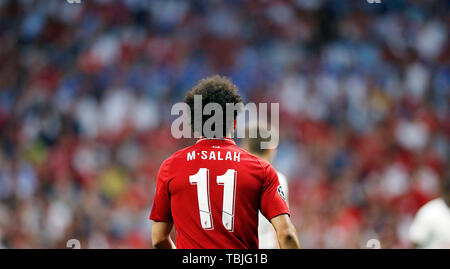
[149,158,173,222]
[260,162,290,221]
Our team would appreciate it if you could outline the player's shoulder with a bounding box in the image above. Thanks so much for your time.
[417,198,446,217]
[234,146,276,177]
[236,146,271,168]
[160,144,197,168]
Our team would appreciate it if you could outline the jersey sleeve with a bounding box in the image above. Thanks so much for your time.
[259,161,290,221]
[149,158,173,222]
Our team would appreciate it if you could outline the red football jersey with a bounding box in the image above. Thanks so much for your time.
[150,137,289,249]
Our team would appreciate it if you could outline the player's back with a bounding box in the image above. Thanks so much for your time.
[150,137,289,249]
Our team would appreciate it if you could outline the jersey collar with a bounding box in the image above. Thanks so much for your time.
[196,137,236,145]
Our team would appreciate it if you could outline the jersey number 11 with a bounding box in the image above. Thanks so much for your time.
[189,168,237,232]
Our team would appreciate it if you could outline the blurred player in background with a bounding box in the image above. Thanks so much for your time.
[242,124,289,249]
[150,75,300,249]
[409,170,450,248]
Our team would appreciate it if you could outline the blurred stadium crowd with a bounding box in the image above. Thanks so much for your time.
[0,0,448,248]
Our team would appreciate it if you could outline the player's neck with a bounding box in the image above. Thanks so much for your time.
[199,133,234,140]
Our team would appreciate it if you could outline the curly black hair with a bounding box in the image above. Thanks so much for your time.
[184,75,243,137]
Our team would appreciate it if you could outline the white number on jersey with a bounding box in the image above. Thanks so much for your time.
[190,168,237,231]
